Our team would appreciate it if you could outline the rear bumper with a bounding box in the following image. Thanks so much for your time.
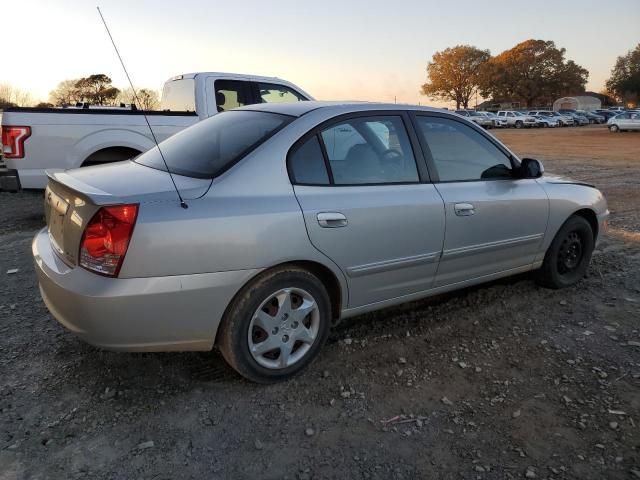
[32,228,259,351]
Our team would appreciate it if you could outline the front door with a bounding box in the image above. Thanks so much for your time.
[412,114,549,287]
[289,113,446,307]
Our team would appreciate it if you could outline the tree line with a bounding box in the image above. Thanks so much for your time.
[421,40,640,109]
[0,74,160,110]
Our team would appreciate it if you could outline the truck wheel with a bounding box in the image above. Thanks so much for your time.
[218,266,332,383]
[515,121,523,129]
[535,215,594,289]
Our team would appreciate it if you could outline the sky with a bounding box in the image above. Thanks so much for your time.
[2,0,639,107]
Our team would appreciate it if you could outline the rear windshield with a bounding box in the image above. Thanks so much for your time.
[160,78,196,112]
[136,111,292,178]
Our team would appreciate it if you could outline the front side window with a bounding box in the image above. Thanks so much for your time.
[415,116,513,182]
[137,111,291,178]
[319,116,419,185]
[258,83,305,104]
[214,80,251,112]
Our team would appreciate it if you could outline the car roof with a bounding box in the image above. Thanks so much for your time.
[235,100,448,117]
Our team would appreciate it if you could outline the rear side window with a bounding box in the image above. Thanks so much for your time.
[289,136,330,185]
[136,111,291,178]
[215,80,252,112]
[321,116,419,185]
[160,78,195,112]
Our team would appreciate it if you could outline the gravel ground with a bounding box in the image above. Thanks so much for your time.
[1,129,639,479]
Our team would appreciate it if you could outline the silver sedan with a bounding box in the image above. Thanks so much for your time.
[33,102,609,383]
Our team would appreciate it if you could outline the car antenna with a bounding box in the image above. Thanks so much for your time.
[96,6,188,209]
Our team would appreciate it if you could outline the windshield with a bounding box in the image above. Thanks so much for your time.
[136,111,292,178]
[469,111,483,116]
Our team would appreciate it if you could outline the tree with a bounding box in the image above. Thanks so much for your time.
[74,74,120,105]
[116,87,160,110]
[606,44,640,106]
[0,83,33,107]
[479,40,589,108]
[421,45,491,109]
[49,79,83,106]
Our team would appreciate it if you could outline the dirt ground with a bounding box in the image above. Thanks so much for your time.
[1,126,639,480]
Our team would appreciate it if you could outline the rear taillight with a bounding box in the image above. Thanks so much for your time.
[1,126,31,159]
[79,204,139,277]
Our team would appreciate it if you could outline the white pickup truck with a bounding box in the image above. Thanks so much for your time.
[0,72,312,190]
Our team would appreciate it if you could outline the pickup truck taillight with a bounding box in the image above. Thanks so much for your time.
[79,204,138,277]
[1,126,31,158]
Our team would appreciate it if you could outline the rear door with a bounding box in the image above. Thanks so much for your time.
[412,113,548,287]
[290,112,445,307]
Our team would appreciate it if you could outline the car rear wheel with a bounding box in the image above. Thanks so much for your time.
[536,215,594,289]
[609,124,620,133]
[218,266,331,383]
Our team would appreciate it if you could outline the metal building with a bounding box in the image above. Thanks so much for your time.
[553,96,602,112]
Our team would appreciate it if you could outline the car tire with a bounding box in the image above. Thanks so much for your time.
[515,121,523,129]
[218,266,332,383]
[535,215,595,289]
[609,124,619,133]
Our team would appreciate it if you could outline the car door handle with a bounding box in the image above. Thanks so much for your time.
[454,203,475,216]
[317,212,348,228]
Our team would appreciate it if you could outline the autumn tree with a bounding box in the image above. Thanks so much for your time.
[116,87,160,110]
[421,45,491,109]
[606,44,640,105]
[49,79,83,105]
[479,40,588,108]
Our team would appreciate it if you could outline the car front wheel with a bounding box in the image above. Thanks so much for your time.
[609,124,620,133]
[218,266,332,383]
[536,215,595,289]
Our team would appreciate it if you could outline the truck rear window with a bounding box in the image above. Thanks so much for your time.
[161,78,196,112]
[135,111,292,178]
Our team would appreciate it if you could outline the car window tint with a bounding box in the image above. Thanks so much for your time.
[289,135,330,185]
[320,116,419,185]
[258,83,304,104]
[214,80,251,112]
[416,116,513,182]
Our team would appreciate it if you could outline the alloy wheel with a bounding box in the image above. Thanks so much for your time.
[247,288,320,369]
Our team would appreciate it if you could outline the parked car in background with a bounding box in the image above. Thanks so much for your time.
[577,110,605,124]
[528,110,574,127]
[0,72,312,190]
[32,101,608,382]
[558,110,589,126]
[595,110,619,121]
[497,111,538,128]
[531,115,559,128]
[455,110,495,128]
[477,111,507,128]
[608,111,640,132]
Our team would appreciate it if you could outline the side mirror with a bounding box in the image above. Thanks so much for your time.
[519,158,544,179]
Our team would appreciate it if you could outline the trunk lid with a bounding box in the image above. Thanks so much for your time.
[44,161,211,266]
